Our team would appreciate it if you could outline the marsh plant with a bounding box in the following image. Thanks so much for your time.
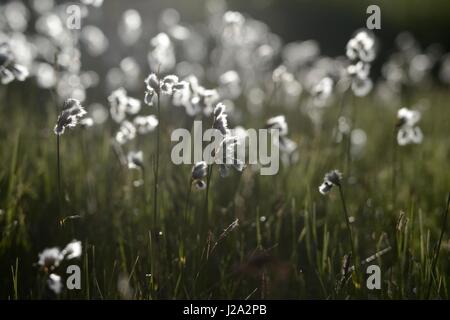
[0,0,449,300]
[54,98,87,216]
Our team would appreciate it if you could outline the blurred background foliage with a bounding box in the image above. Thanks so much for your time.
[230,0,450,51]
[87,0,450,52]
[68,0,450,84]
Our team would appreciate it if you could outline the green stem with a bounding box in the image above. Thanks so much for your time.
[330,88,349,155]
[202,117,217,229]
[203,164,214,228]
[338,185,357,275]
[184,180,192,225]
[426,193,450,298]
[56,134,62,218]
[153,92,160,227]
[392,128,398,207]
[346,95,356,176]
[141,167,147,216]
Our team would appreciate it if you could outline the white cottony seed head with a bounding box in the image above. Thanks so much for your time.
[319,170,343,195]
[61,240,82,260]
[54,98,86,135]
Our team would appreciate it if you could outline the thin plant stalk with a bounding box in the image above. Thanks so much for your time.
[426,192,450,298]
[148,230,156,297]
[202,116,218,227]
[153,91,160,226]
[203,164,214,226]
[52,51,60,115]
[345,95,357,176]
[53,51,62,219]
[345,131,352,176]
[56,134,62,217]
[141,167,147,216]
[183,121,196,225]
[184,179,192,225]
[392,128,398,206]
[329,88,349,153]
[337,184,358,276]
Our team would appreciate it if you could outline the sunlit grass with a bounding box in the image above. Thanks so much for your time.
[0,84,449,299]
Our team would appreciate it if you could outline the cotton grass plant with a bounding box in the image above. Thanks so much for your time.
[202,103,244,225]
[319,170,360,285]
[144,72,184,226]
[53,98,87,217]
